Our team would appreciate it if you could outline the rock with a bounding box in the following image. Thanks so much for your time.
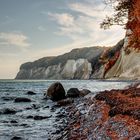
[20,123,29,127]
[33,115,51,120]
[25,107,32,110]
[27,115,51,120]
[51,129,61,135]
[11,136,23,140]
[79,89,91,97]
[14,97,31,103]
[133,136,140,140]
[2,120,8,123]
[67,88,80,98]
[26,91,36,95]
[0,108,17,115]
[26,115,34,119]
[43,105,49,109]
[31,104,40,109]
[10,120,18,123]
[46,82,66,101]
[56,114,66,119]
[57,98,74,106]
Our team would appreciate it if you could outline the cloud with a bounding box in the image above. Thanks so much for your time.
[69,2,109,19]
[48,12,74,27]
[0,32,30,48]
[48,0,125,47]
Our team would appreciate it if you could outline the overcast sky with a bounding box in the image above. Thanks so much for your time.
[0,0,125,79]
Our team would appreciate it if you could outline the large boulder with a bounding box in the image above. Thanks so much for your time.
[67,88,80,98]
[46,82,66,101]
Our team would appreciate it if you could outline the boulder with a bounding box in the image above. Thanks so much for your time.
[67,88,80,98]
[46,82,66,101]
[10,120,18,123]
[79,89,91,97]
[26,91,36,95]
[0,108,17,115]
[26,115,51,120]
[11,136,23,140]
[33,115,51,120]
[14,97,31,103]
[57,98,74,106]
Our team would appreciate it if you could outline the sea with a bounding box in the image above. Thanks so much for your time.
[0,79,137,140]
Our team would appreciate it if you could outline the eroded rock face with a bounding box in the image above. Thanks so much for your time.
[16,59,92,80]
[15,41,125,80]
[105,0,140,79]
[15,47,104,80]
[62,59,92,79]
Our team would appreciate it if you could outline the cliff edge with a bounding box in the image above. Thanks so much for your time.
[105,0,140,80]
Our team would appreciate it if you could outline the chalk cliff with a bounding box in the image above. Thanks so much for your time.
[16,39,124,80]
[15,47,104,79]
[105,0,140,80]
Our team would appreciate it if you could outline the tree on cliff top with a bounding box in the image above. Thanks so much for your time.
[101,0,132,29]
[102,0,140,78]
[101,0,140,51]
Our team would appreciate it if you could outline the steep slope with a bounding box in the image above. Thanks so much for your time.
[91,39,124,78]
[15,47,105,79]
[105,0,140,80]
[15,40,124,80]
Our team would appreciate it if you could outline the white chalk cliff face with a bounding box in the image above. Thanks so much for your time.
[105,39,140,79]
[61,59,92,79]
[15,47,104,79]
[15,41,124,80]
[16,59,92,79]
[105,0,140,80]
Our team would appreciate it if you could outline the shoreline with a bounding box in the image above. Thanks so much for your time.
[0,80,139,139]
[58,83,140,139]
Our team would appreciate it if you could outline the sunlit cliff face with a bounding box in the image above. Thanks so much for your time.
[126,0,140,50]
[103,0,140,79]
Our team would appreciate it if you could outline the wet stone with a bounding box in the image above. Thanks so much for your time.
[133,136,140,140]
[67,88,80,98]
[10,120,18,123]
[79,89,91,97]
[20,123,29,127]
[26,115,34,119]
[26,91,36,95]
[43,105,49,109]
[56,114,66,118]
[57,98,74,106]
[33,115,52,120]
[31,104,40,109]
[11,136,23,140]
[25,107,32,110]
[14,97,31,103]
[0,108,17,115]
[46,82,66,101]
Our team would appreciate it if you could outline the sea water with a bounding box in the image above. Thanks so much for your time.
[0,79,135,140]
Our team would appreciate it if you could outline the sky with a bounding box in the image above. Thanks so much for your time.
[0,0,125,79]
